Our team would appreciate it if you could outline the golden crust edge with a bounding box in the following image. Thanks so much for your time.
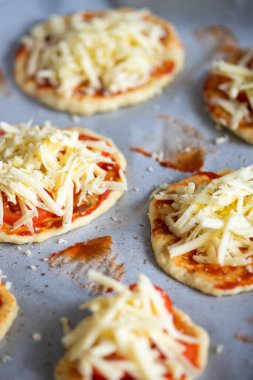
[0,284,19,342]
[0,127,126,244]
[54,307,209,380]
[14,11,184,115]
[149,173,253,297]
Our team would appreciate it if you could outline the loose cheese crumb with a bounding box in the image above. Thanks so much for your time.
[22,9,167,96]
[24,249,32,257]
[0,122,126,232]
[4,281,12,290]
[214,135,229,145]
[29,265,37,270]
[214,344,224,354]
[155,166,253,266]
[57,238,67,244]
[32,332,42,342]
[62,271,201,380]
[1,355,12,363]
[210,54,253,129]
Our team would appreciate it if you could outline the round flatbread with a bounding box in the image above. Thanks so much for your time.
[0,122,127,244]
[54,272,209,380]
[14,8,184,115]
[204,47,253,143]
[0,282,18,341]
[149,171,253,296]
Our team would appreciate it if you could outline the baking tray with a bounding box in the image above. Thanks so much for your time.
[0,0,253,379]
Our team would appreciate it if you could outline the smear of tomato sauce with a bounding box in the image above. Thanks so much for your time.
[130,146,205,173]
[49,236,112,264]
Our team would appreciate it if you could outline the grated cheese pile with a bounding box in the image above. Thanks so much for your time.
[0,121,126,232]
[155,166,253,266]
[22,9,167,96]
[63,271,201,380]
[210,51,253,129]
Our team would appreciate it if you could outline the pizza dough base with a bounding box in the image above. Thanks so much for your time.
[149,172,253,296]
[14,9,184,115]
[203,48,253,144]
[0,127,126,244]
[54,307,209,380]
[0,284,19,341]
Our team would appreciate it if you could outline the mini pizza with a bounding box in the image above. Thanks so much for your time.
[0,122,127,244]
[14,8,184,115]
[54,271,209,380]
[149,167,253,296]
[204,48,253,143]
[0,270,19,341]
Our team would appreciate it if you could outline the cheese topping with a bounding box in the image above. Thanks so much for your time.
[63,271,201,380]
[22,9,168,96]
[210,52,253,129]
[155,167,253,266]
[0,122,126,232]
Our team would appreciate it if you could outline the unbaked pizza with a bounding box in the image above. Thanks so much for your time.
[55,271,209,380]
[0,122,126,243]
[204,47,253,143]
[14,8,184,115]
[149,168,253,296]
[0,270,18,341]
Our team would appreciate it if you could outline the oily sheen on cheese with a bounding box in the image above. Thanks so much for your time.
[155,166,253,267]
[55,271,208,380]
[0,122,126,240]
[15,8,184,115]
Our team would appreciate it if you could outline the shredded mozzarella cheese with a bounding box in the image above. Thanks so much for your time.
[155,166,253,266]
[62,271,201,380]
[0,121,126,232]
[21,9,168,96]
[210,52,253,129]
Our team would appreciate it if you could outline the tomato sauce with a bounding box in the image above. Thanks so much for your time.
[131,145,205,173]
[49,236,112,264]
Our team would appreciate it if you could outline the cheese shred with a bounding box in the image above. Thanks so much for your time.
[62,271,201,380]
[0,122,126,231]
[155,166,253,266]
[210,52,253,129]
[22,9,168,96]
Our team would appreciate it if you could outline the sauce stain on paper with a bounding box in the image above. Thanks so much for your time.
[235,332,253,344]
[48,236,125,292]
[194,25,238,55]
[130,114,205,173]
[0,69,11,96]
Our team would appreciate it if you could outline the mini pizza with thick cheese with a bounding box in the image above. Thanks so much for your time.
[14,8,184,115]
[204,48,253,143]
[0,270,19,341]
[54,271,209,380]
[0,122,127,244]
[149,167,253,296]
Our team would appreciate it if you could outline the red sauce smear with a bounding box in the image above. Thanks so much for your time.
[194,25,238,54]
[235,332,253,344]
[49,236,113,263]
[130,146,205,173]
[48,236,125,288]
